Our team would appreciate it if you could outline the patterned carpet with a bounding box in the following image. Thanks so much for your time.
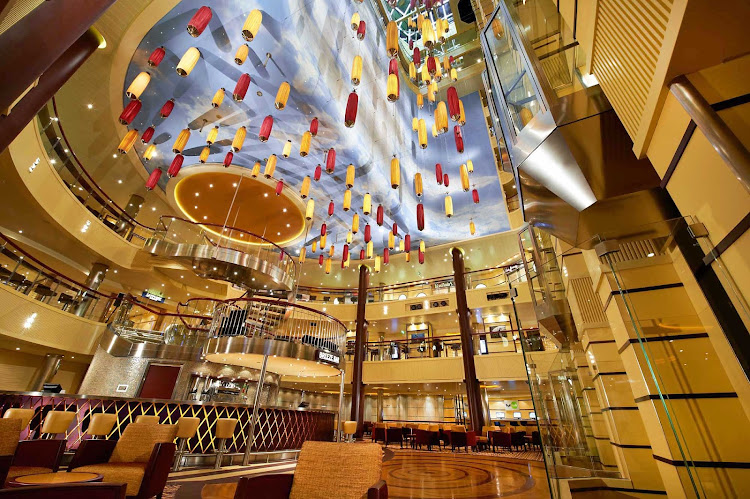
[381,443,544,462]
[164,461,297,498]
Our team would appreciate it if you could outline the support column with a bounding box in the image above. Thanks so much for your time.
[74,262,108,317]
[29,354,62,391]
[451,247,485,431]
[350,264,369,437]
[115,194,144,239]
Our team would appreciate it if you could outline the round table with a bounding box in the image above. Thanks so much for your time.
[9,472,103,487]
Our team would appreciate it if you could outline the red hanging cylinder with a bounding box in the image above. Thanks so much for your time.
[328,200,335,217]
[159,99,175,118]
[314,164,322,181]
[376,205,384,226]
[275,180,284,196]
[259,115,273,142]
[427,56,437,76]
[357,20,366,40]
[472,188,480,204]
[168,155,183,178]
[436,163,443,184]
[145,168,162,190]
[409,39,414,50]
[325,148,336,173]
[454,125,464,153]
[392,223,398,236]
[187,6,212,37]
[321,223,327,236]
[148,46,166,67]
[405,234,411,252]
[319,255,324,266]
[343,244,350,262]
[419,249,425,264]
[119,100,141,125]
[233,73,251,101]
[417,203,424,231]
[447,86,460,121]
[364,224,371,243]
[344,92,358,128]
[383,248,390,264]
[280,250,285,262]
[141,126,155,144]
[359,249,366,260]
[389,59,398,75]
[443,173,449,187]
[310,117,319,137]
[449,55,455,65]
[223,151,233,167]
[413,47,421,66]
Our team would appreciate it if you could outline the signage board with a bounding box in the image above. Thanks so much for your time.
[141,290,165,303]
[316,350,340,366]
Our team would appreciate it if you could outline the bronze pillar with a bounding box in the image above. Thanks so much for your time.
[0,28,100,152]
[350,264,369,436]
[0,0,114,115]
[451,247,485,431]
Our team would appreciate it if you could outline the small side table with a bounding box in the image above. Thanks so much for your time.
[9,471,103,487]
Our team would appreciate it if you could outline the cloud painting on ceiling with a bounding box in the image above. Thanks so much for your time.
[122,0,509,256]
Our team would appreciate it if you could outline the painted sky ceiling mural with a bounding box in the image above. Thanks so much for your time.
[120,0,509,262]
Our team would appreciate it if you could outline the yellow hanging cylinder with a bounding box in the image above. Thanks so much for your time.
[388,232,395,249]
[346,164,355,188]
[206,125,219,145]
[264,154,277,177]
[416,93,424,109]
[418,119,427,149]
[445,194,454,217]
[460,163,470,191]
[386,21,398,58]
[231,126,246,152]
[299,247,306,263]
[363,192,372,215]
[234,44,249,65]
[251,161,261,177]
[300,176,311,198]
[470,220,476,235]
[325,257,331,274]
[374,255,381,273]
[305,198,315,220]
[414,173,423,197]
[390,157,400,189]
[343,189,352,211]
[352,212,360,233]
[366,241,374,258]
[212,88,225,108]
[300,131,311,157]
[275,81,290,110]
[351,55,363,86]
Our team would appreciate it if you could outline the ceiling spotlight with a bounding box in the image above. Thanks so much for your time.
[87,104,93,109]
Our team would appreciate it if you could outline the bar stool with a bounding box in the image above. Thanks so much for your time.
[86,413,117,439]
[214,418,238,469]
[174,417,200,471]
[134,415,161,424]
[343,421,357,443]
[3,409,34,433]
[39,411,76,439]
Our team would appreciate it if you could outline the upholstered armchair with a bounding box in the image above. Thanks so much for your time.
[233,441,387,499]
[68,423,177,499]
[0,419,22,486]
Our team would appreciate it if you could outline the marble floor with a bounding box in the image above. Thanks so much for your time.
[383,449,550,499]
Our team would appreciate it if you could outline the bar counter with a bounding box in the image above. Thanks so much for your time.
[0,391,335,454]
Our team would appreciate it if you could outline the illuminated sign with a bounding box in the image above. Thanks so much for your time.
[317,350,340,365]
[141,290,165,303]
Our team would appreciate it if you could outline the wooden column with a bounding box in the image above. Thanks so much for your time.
[451,247,485,431]
[350,264,369,436]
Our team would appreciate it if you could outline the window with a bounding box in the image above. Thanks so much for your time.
[398,294,407,300]
[475,283,487,289]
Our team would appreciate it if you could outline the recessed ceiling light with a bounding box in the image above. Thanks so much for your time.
[264,193,268,197]
[117,179,122,184]
[87,104,93,109]
[113,154,118,158]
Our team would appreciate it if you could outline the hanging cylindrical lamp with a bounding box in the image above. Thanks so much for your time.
[159,99,175,118]
[329,245,335,257]
[172,128,190,153]
[443,55,452,72]
[346,231,353,245]
[275,179,284,196]
[264,154,277,177]
[282,139,292,158]
[466,159,474,174]
[305,199,315,220]
[417,93,424,109]
[223,151,233,168]
[444,194,454,217]
[234,43,249,65]
[387,73,399,102]
[176,47,200,77]
[364,223,371,243]
[148,46,165,67]
[367,241,374,259]
[418,119,427,149]
[351,13,360,29]
[242,9,262,41]
[325,148,336,173]
[409,62,416,82]
[360,249,366,260]
[454,125,464,153]
[386,21,398,58]
[435,63,442,82]
[450,68,458,82]
[436,102,448,133]
[427,84,436,103]
[413,46,421,66]
[459,100,466,126]
[388,232,395,249]
[187,6,212,37]
[141,126,155,144]
[432,123,438,138]
[314,164,322,181]
[251,161,261,177]
[143,144,156,161]
[470,219,476,235]
[168,154,183,177]
[399,238,404,252]
[328,200,335,217]
[420,240,426,253]
[351,56,363,86]
[310,117,319,136]
[427,56,436,76]
[444,173,450,186]
[258,115,273,142]
[405,234,411,253]
[414,172,423,197]
[346,164,355,188]
[352,212,360,233]
[275,81,290,110]
[312,241,317,253]
[299,247,306,263]
[412,117,419,131]
[342,244,350,264]
[321,223,327,237]
[376,205,384,226]
[118,100,141,125]
[384,248,390,264]
[321,234,327,249]
[460,163,470,191]
[374,255,381,273]
[210,88,225,108]
[362,192,371,215]
[325,257,332,275]
[126,72,150,100]
[199,146,210,163]
[318,254,324,267]
[418,243,425,264]
[343,189,352,211]
[472,188,480,204]
[233,73,251,101]
[421,64,431,86]
[392,222,398,237]
[345,91,358,127]
[357,20,366,40]
[300,131,311,156]
[417,202,424,231]
[232,126,247,152]
[300,176,311,198]
[421,20,435,49]
[390,156,400,189]
[145,168,162,190]
[206,125,219,145]
[436,163,443,184]
[447,86,460,121]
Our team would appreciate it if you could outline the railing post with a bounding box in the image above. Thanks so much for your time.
[242,351,269,466]
[336,370,345,442]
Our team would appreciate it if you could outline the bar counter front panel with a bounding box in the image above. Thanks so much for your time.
[0,391,335,454]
